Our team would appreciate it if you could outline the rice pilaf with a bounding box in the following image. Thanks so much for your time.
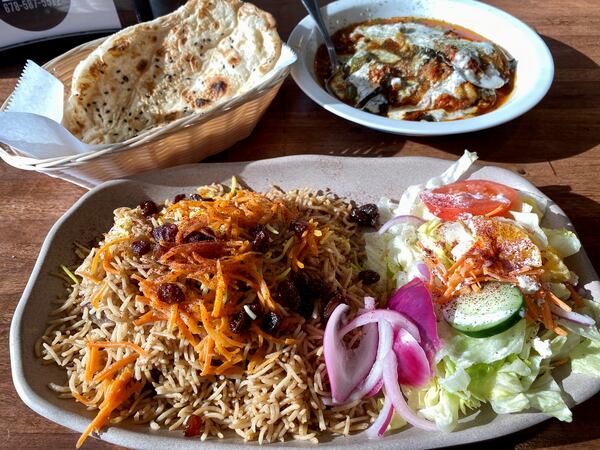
[37,182,380,446]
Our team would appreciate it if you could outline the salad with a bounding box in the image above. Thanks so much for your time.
[324,151,600,436]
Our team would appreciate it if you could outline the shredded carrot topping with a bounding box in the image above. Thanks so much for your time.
[94,354,139,383]
[85,343,101,382]
[91,237,130,273]
[128,188,316,373]
[76,368,142,448]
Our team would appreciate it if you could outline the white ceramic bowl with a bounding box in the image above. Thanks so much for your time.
[288,0,554,135]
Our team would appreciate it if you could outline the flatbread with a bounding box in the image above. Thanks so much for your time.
[63,0,281,144]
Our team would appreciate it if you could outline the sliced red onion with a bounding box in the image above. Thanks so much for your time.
[345,320,393,403]
[365,378,384,398]
[364,296,376,310]
[324,304,379,403]
[394,328,430,387]
[388,278,441,369]
[378,215,425,235]
[339,310,421,343]
[382,352,438,431]
[551,304,595,326]
[365,395,394,439]
[416,262,431,282]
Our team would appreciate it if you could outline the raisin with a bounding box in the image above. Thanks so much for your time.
[292,271,330,301]
[322,292,346,321]
[183,228,215,243]
[229,309,251,334]
[190,193,202,201]
[184,415,202,437]
[131,240,151,257]
[250,224,269,253]
[157,283,185,304]
[173,193,186,203]
[274,279,301,311]
[261,311,281,333]
[139,200,158,217]
[297,298,314,319]
[349,203,379,227]
[358,269,381,285]
[290,220,309,236]
[152,223,178,243]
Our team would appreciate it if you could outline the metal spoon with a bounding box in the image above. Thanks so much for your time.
[300,0,339,96]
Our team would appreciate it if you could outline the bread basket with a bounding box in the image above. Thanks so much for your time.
[0,37,295,189]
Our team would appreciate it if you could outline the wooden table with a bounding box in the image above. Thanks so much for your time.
[1,0,599,448]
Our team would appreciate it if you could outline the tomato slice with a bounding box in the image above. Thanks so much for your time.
[420,180,518,221]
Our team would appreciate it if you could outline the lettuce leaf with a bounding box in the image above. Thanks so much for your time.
[571,338,600,377]
[411,320,574,430]
[436,320,527,368]
[525,371,572,422]
[544,228,582,258]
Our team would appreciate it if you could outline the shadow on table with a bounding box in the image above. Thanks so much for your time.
[410,36,600,163]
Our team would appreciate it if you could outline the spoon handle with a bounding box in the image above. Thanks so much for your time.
[300,0,339,72]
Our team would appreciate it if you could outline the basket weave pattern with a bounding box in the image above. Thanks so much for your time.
[0,37,289,188]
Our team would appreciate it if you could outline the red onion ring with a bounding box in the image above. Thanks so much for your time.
[551,304,595,326]
[382,352,437,431]
[379,215,426,235]
[365,395,394,439]
[339,310,421,343]
[324,304,379,403]
[344,320,393,403]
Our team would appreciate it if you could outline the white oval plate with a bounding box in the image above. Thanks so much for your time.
[288,0,554,136]
[11,156,599,449]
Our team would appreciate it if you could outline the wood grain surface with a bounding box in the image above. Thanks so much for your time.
[1,0,599,448]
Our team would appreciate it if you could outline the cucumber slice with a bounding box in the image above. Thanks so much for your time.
[443,282,524,338]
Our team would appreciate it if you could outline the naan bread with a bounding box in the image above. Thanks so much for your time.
[63,0,281,144]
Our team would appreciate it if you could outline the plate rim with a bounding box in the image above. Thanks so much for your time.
[287,0,554,136]
[10,155,599,449]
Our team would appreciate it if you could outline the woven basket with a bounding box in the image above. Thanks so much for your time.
[0,37,294,189]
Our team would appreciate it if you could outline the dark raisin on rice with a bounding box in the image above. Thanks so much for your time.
[131,240,151,257]
[292,271,330,301]
[322,292,347,321]
[183,228,215,243]
[157,283,185,304]
[261,311,281,334]
[291,271,331,319]
[349,203,379,227]
[229,303,261,334]
[184,415,202,437]
[152,223,178,244]
[289,220,309,236]
[139,200,158,217]
[173,193,186,203]
[274,279,301,311]
[229,309,251,334]
[190,193,214,202]
[358,269,380,285]
[250,224,269,253]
